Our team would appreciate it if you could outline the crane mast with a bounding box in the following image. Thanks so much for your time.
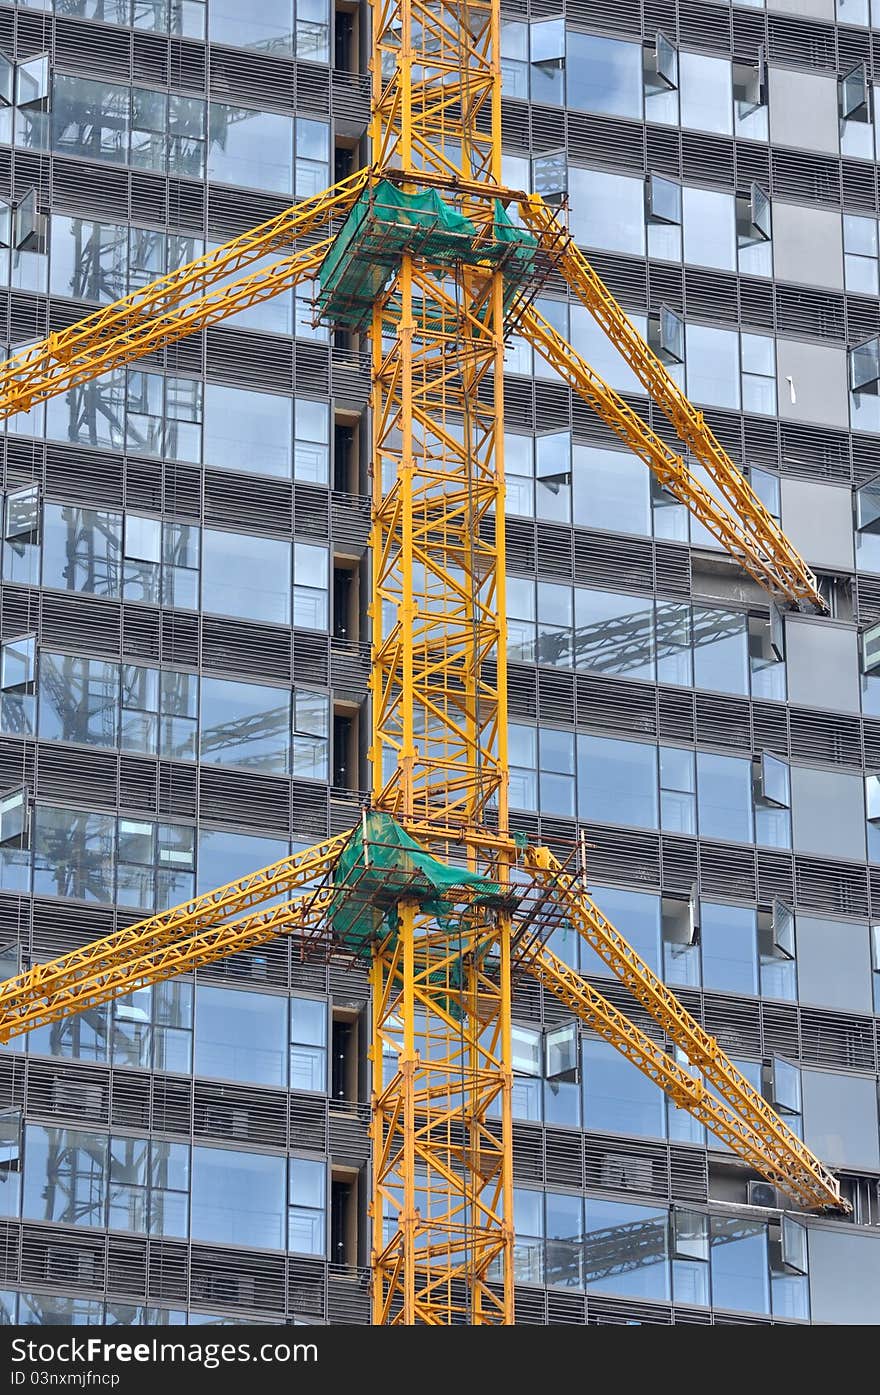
[366,0,515,1324]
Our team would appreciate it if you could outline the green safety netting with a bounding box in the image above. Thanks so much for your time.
[317,180,537,330]
[327,810,510,956]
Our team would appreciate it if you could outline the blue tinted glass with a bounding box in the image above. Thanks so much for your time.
[42,505,123,598]
[191,1146,286,1249]
[201,676,290,774]
[697,752,753,843]
[682,187,736,272]
[208,105,293,194]
[577,734,658,828]
[204,384,292,478]
[50,214,128,303]
[711,1219,769,1315]
[574,588,654,681]
[195,985,288,1086]
[39,653,119,748]
[202,528,291,625]
[692,606,748,695]
[679,51,732,135]
[23,1126,108,1228]
[33,806,116,903]
[571,305,648,394]
[700,901,758,996]
[210,0,293,52]
[573,443,651,537]
[583,1037,666,1139]
[569,167,645,258]
[52,76,131,165]
[685,324,740,409]
[584,1198,670,1301]
[591,885,662,976]
[566,32,643,118]
[197,829,288,893]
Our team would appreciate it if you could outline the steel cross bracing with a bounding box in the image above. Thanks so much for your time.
[0,0,845,1329]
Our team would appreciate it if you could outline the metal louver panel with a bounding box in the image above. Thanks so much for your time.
[37,744,118,806]
[170,38,207,93]
[796,856,869,917]
[55,19,132,79]
[581,824,661,887]
[576,673,657,736]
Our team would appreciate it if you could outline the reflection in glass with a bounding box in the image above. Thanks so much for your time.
[584,1197,670,1301]
[200,675,291,774]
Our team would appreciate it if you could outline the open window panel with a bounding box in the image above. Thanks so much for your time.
[841,61,871,122]
[733,45,766,112]
[532,148,567,206]
[643,29,678,95]
[752,750,791,810]
[763,1053,802,1118]
[851,335,880,394]
[648,303,685,366]
[544,1019,578,1083]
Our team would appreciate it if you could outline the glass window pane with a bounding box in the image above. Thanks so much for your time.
[208,104,293,195]
[682,187,736,272]
[192,1145,286,1249]
[50,214,128,303]
[202,528,291,625]
[33,805,116,903]
[42,504,123,597]
[572,443,651,537]
[685,323,740,409]
[566,32,643,118]
[591,885,662,976]
[692,606,749,695]
[195,984,287,1086]
[583,1037,666,1138]
[711,1218,769,1315]
[200,675,290,774]
[679,51,733,135]
[700,901,758,996]
[52,76,131,165]
[573,588,655,680]
[204,383,292,478]
[197,828,287,894]
[577,733,658,828]
[584,1198,670,1301]
[210,0,294,53]
[23,1126,107,1228]
[38,652,119,748]
[697,752,754,844]
[569,167,645,258]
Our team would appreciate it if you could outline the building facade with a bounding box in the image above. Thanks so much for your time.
[0,0,877,1327]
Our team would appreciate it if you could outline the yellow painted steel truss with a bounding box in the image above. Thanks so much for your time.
[0,0,846,1330]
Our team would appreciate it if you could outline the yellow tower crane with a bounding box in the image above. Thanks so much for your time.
[0,0,847,1328]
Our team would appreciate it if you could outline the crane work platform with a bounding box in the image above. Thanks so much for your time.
[316,179,540,330]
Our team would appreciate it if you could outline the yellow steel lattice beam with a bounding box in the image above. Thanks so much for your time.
[0,830,348,1038]
[0,168,369,420]
[0,888,333,1042]
[523,844,844,1211]
[521,305,810,606]
[517,196,825,612]
[524,940,827,1207]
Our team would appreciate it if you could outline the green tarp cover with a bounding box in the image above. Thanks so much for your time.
[319,179,478,303]
[317,182,538,327]
[327,810,507,954]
